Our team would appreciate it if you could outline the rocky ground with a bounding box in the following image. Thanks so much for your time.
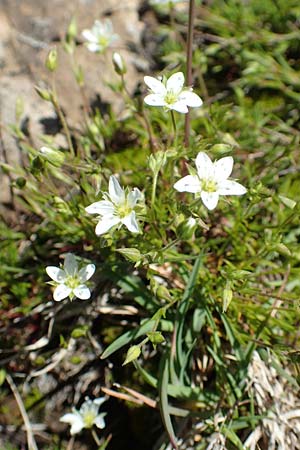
[0,0,149,206]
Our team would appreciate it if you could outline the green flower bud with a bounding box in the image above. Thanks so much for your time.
[66,17,77,42]
[35,86,53,102]
[148,151,167,174]
[116,247,142,262]
[122,345,141,366]
[45,47,58,72]
[176,217,197,240]
[147,331,165,348]
[39,146,65,166]
[223,281,233,312]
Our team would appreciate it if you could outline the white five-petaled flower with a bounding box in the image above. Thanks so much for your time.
[46,253,95,302]
[60,397,106,436]
[85,175,142,235]
[82,19,118,53]
[144,72,202,114]
[174,152,247,210]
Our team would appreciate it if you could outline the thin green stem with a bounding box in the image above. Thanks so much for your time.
[51,75,75,157]
[184,0,196,147]
[170,110,177,135]
[151,171,159,206]
[91,428,101,446]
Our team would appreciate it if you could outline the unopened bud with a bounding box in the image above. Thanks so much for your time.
[223,282,233,313]
[176,217,197,240]
[147,331,165,349]
[35,86,53,102]
[45,47,58,72]
[40,146,65,166]
[112,52,127,75]
[122,345,141,366]
[66,17,77,42]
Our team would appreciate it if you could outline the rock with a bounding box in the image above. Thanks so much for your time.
[0,0,146,208]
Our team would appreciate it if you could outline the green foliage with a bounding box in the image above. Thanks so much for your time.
[1,1,300,449]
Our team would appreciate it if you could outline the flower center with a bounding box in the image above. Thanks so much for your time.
[201,178,218,193]
[98,36,109,48]
[65,276,80,290]
[164,89,179,105]
[116,202,132,219]
[83,410,97,428]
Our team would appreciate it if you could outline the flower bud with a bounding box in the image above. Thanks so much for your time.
[66,17,77,42]
[147,331,165,348]
[176,217,197,240]
[222,282,233,312]
[35,86,53,102]
[40,146,65,166]
[112,52,127,75]
[148,151,167,174]
[122,345,141,366]
[45,47,58,72]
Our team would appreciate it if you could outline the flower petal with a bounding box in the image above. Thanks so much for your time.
[127,188,142,208]
[122,211,140,233]
[95,216,120,235]
[174,175,201,193]
[166,72,184,93]
[78,264,96,282]
[93,397,107,407]
[85,42,101,52]
[144,76,166,95]
[201,191,219,210]
[85,200,115,216]
[94,413,106,430]
[109,175,125,205]
[53,284,72,301]
[73,284,91,300]
[46,266,66,283]
[170,101,189,114]
[179,90,203,108]
[64,253,78,276]
[214,156,233,181]
[81,29,98,43]
[144,94,166,107]
[218,180,247,196]
[60,413,84,435]
[195,152,214,179]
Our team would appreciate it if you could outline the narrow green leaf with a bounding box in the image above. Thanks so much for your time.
[158,355,178,450]
[175,253,203,373]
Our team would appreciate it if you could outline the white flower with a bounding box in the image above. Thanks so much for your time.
[46,253,95,301]
[60,397,106,436]
[85,175,142,235]
[144,72,202,114]
[82,19,118,53]
[174,152,247,210]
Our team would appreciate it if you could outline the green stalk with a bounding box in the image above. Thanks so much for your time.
[151,170,159,206]
[51,75,75,157]
[184,0,196,147]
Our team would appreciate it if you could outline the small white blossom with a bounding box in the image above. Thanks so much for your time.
[174,151,247,210]
[82,19,118,53]
[85,175,142,235]
[144,72,202,114]
[60,397,106,436]
[46,253,95,301]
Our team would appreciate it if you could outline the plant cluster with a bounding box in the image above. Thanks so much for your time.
[1,1,300,449]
